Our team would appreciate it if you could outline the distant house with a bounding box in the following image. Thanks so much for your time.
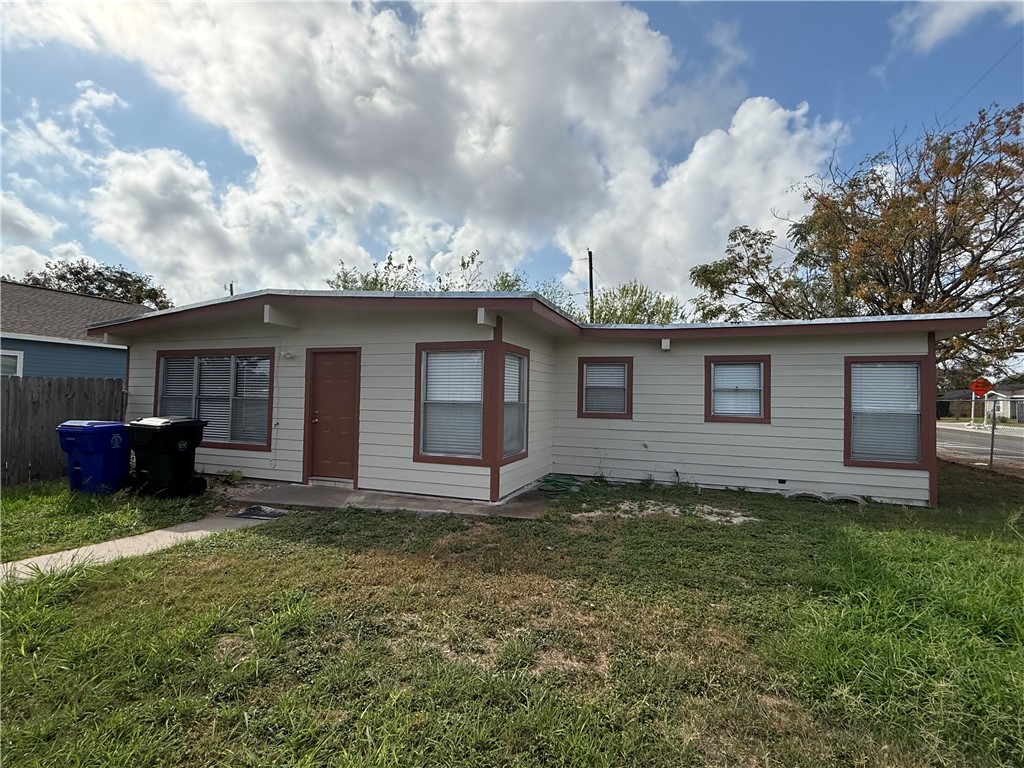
[0,281,150,380]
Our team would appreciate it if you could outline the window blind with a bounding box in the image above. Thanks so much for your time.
[198,356,231,442]
[422,350,483,457]
[850,362,920,462]
[158,352,270,445]
[583,363,627,413]
[159,357,196,417]
[504,353,526,456]
[712,362,762,417]
[232,356,270,443]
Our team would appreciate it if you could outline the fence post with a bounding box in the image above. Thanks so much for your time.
[989,399,997,469]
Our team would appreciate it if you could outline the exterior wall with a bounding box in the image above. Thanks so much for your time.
[498,318,556,498]
[1,337,128,380]
[122,305,936,505]
[125,310,494,499]
[551,333,932,506]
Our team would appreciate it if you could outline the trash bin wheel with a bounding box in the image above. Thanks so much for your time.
[188,476,208,496]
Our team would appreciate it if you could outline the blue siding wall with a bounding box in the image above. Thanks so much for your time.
[1,338,128,380]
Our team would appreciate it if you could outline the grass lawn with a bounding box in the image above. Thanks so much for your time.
[1,481,221,562]
[2,462,1022,767]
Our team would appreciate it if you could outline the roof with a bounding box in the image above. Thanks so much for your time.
[84,289,989,341]
[1,281,151,343]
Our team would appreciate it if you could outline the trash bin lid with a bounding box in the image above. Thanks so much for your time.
[57,420,125,430]
[128,416,208,428]
[131,417,177,427]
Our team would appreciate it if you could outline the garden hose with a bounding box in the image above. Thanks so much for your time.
[538,473,582,499]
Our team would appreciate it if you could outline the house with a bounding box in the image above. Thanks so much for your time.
[0,281,150,379]
[86,290,987,507]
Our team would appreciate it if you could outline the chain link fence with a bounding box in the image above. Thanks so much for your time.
[936,395,1024,476]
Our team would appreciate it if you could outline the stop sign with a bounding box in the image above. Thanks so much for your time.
[968,377,994,397]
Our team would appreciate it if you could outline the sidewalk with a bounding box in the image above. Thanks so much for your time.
[2,486,551,582]
[0,513,269,582]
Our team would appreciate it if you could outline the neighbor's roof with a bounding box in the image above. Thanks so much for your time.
[84,289,989,340]
[1,281,151,342]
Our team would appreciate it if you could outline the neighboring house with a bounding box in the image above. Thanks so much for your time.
[0,281,150,379]
[87,291,987,507]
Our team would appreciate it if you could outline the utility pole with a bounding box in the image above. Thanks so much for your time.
[587,248,594,323]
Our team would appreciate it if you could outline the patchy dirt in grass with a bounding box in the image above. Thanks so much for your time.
[533,648,609,677]
[431,521,506,552]
[690,504,759,525]
[571,500,759,525]
[572,500,683,519]
[214,633,256,665]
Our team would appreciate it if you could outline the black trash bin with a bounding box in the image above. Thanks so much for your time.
[127,417,208,498]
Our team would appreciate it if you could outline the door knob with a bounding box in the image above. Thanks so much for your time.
[312,418,319,423]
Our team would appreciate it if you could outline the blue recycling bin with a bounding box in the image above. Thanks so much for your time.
[56,420,131,494]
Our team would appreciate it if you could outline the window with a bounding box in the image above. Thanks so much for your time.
[848,361,921,464]
[1,350,24,377]
[578,358,632,418]
[158,350,272,448]
[421,349,484,457]
[704,356,771,423]
[504,353,527,456]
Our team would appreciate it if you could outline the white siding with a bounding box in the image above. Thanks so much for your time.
[550,334,931,506]
[124,306,935,506]
[126,310,492,499]
[499,319,556,498]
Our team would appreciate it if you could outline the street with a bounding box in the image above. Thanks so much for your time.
[935,422,1024,464]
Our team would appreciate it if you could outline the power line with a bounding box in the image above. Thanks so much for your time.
[940,35,1023,120]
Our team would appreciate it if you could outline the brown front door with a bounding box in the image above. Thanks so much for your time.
[306,350,359,480]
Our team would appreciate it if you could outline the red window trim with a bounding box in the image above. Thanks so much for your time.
[844,354,931,472]
[704,355,771,424]
[500,346,530,465]
[412,331,530,476]
[153,347,275,452]
[413,341,490,468]
[577,357,633,419]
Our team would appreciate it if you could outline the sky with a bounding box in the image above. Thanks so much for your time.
[2,1,1022,309]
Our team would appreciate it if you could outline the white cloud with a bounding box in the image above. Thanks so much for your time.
[558,99,845,299]
[891,1,1023,54]
[1,240,97,278]
[1,191,64,243]
[89,148,370,302]
[3,2,846,305]
[1,244,49,276]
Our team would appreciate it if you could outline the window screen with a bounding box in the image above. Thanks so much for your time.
[1,352,23,377]
[712,362,763,417]
[850,362,920,463]
[583,362,628,414]
[504,353,527,456]
[421,350,483,457]
[158,352,271,445]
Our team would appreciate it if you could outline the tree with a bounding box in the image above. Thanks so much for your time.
[6,258,174,308]
[325,252,425,291]
[325,251,685,324]
[592,279,687,324]
[690,104,1024,375]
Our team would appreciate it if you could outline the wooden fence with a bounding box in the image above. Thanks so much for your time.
[1,377,124,486]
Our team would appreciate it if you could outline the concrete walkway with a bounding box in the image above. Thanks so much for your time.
[1,513,269,582]
[230,484,550,520]
[2,485,551,582]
